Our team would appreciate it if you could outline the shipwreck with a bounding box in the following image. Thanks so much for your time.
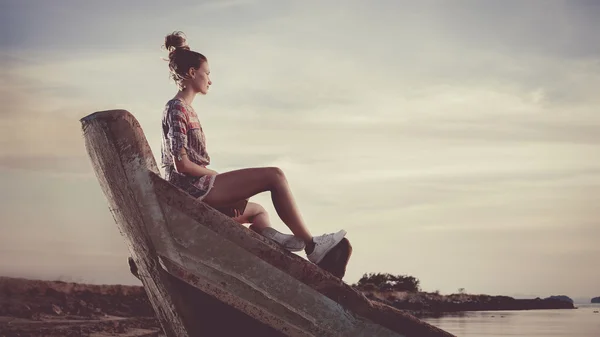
[80,109,454,337]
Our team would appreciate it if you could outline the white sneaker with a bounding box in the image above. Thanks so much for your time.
[259,227,306,252]
[307,230,347,264]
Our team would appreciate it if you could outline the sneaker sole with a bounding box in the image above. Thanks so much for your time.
[260,227,306,252]
[282,238,306,252]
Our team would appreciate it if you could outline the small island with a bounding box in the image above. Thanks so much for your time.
[544,295,574,304]
[352,273,576,317]
[592,297,600,304]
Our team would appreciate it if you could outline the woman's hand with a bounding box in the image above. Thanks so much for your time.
[174,149,218,176]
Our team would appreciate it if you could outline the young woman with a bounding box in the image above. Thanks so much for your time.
[160,31,346,264]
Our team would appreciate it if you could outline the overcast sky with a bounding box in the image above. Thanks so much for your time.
[1,0,599,300]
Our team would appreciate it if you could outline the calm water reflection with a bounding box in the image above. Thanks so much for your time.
[423,304,600,337]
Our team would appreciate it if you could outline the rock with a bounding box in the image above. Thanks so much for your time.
[52,304,63,315]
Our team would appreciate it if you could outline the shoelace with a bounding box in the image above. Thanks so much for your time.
[315,233,334,245]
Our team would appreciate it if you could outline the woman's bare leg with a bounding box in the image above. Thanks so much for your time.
[232,201,305,252]
[232,201,271,232]
[202,167,313,243]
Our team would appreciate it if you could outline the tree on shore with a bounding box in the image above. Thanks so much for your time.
[353,273,421,293]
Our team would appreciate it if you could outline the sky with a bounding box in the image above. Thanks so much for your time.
[1,0,599,301]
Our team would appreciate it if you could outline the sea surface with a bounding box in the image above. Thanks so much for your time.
[422,303,600,337]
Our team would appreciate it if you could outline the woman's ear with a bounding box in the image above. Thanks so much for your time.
[187,67,196,79]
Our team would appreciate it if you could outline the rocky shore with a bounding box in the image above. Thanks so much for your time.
[0,276,577,336]
[0,276,160,337]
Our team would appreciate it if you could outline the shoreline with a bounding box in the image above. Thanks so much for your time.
[359,289,576,318]
[0,276,580,335]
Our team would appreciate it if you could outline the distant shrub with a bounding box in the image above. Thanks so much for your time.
[353,273,421,293]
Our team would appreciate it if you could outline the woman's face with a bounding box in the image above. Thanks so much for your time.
[189,61,212,94]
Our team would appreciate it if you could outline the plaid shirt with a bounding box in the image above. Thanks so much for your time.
[160,98,214,198]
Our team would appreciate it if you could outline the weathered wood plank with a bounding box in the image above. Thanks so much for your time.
[81,110,191,337]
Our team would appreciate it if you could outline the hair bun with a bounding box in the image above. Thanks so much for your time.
[164,31,190,53]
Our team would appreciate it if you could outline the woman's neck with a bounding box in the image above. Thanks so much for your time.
[174,88,196,105]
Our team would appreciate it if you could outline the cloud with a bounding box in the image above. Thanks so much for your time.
[1,0,599,296]
[0,155,92,174]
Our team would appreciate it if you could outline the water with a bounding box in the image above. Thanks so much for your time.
[423,304,600,337]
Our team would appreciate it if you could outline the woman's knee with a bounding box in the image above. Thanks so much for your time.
[264,166,286,186]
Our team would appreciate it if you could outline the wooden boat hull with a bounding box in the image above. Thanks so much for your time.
[80,109,455,337]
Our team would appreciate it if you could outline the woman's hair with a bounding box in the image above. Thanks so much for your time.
[163,31,207,89]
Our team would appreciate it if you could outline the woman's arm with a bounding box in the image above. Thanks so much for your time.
[166,103,217,177]
[174,148,218,176]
